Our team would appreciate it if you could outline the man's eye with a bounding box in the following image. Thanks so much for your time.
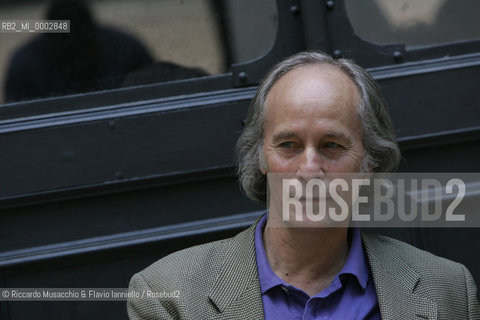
[279,142,296,148]
[325,142,341,149]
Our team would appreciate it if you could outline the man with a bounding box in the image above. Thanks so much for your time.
[127,51,480,319]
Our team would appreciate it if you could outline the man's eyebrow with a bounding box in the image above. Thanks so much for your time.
[271,132,300,143]
[272,131,352,142]
[323,131,351,141]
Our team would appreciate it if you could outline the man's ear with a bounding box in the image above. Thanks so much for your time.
[259,151,268,175]
[260,167,267,175]
[259,156,268,175]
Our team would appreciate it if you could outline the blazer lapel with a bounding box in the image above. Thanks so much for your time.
[208,223,264,319]
[361,232,438,320]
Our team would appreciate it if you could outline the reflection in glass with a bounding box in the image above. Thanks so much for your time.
[346,0,480,48]
[0,0,277,104]
[4,0,154,102]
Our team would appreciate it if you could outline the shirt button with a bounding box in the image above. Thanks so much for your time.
[281,286,289,293]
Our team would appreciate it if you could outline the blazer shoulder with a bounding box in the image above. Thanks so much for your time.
[362,232,469,283]
[369,233,462,264]
[363,232,480,318]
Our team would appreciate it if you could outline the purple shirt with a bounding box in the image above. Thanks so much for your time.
[255,214,381,320]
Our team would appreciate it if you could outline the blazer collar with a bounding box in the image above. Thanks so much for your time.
[361,232,438,320]
[208,221,264,319]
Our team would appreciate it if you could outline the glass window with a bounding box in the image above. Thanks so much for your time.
[345,0,480,49]
[0,0,277,104]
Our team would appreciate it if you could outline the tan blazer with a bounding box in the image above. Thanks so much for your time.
[127,222,480,319]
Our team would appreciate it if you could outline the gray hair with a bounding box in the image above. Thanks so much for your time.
[236,51,401,203]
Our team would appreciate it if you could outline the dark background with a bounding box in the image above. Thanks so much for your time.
[1,0,479,318]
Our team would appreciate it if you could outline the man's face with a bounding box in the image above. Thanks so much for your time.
[262,64,366,226]
[262,64,365,177]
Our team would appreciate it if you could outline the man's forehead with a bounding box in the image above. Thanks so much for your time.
[264,64,360,113]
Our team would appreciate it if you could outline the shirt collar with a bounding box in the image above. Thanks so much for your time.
[341,224,369,289]
[254,214,370,294]
[255,214,283,293]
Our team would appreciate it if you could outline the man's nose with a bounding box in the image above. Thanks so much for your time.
[296,147,325,180]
